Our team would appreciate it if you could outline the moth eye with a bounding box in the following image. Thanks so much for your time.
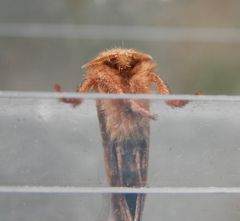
[104,58,119,69]
[129,60,139,68]
[109,57,118,64]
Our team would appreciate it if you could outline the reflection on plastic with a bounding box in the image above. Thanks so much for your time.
[0,93,240,221]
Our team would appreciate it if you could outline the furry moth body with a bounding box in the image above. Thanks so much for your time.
[79,49,170,221]
[55,48,172,221]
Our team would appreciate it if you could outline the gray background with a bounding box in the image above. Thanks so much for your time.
[0,0,240,94]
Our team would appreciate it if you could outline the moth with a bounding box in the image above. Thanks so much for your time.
[55,48,192,221]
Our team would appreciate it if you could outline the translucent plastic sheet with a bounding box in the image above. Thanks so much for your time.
[0,92,240,221]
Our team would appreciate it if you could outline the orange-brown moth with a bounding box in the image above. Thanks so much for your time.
[55,48,196,221]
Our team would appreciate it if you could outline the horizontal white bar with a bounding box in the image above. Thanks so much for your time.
[0,186,240,194]
[0,91,240,102]
[0,23,240,43]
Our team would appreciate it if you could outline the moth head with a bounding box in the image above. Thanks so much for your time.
[82,48,152,74]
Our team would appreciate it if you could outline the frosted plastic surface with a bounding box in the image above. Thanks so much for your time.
[0,92,240,221]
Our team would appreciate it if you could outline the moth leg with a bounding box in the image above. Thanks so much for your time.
[54,79,95,107]
[150,73,170,95]
[165,99,189,107]
[78,78,95,93]
[150,73,198,107]
[128,100,156,120]
[165,91,203,107]
[54,84,82,106]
